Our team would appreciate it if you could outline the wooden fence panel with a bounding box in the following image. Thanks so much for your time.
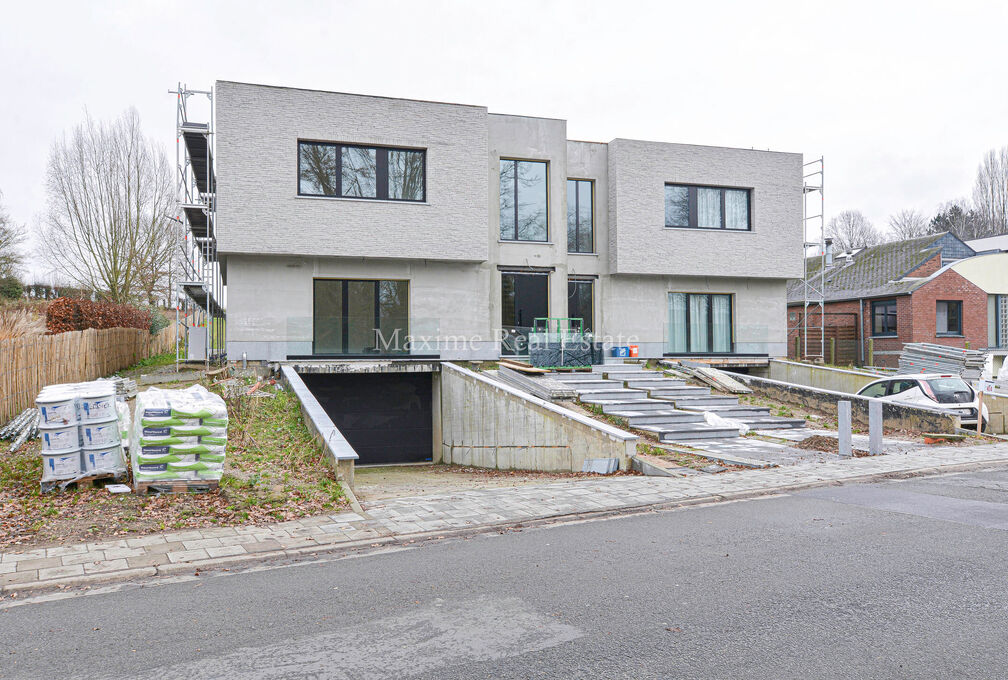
[0,324,178,422]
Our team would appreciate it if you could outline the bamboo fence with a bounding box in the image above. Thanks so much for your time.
[0,325,177,422]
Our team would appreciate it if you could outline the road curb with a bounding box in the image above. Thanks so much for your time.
[5,456,1008,597]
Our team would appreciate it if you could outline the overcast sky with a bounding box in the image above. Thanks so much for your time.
[3,0,1007,278]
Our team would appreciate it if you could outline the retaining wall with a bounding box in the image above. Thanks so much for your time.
[440,362,638,471]
[759,359,881,394]
[728,372,960,433]
[280,365,359,487]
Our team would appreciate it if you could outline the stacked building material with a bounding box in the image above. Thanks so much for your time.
[35,380,126,484]
[898,343,986,379]
[132,385,228,486]
[1,408,40,452]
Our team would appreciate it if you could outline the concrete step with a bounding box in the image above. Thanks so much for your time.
[659,395,740,408]
[626,412,706,427]
[601,400,676,414]
[549,372,602,382]
[624,379,687,389]
[593,363,646,373]
[701,405,772,418]
[579,389,649,403]
[646,387,712,398]
[638,424,740,442]
[739,417,807,430]
[563,380,622,390]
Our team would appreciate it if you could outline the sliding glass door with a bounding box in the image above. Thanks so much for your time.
[314,279,409,355]
[501,272,549,355]
[667,293,733,354]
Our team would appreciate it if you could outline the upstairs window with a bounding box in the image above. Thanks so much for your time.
[936,300,962,336]
[664,184,751,231]
[500,159,548,242]
[567,179,594,253]
[298,141,425,202]
[872,299,898,337]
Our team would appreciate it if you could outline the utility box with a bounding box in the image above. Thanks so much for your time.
[187,326,207,362]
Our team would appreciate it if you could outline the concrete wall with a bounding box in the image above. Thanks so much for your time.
[765,359,881,394]
[216,81,489,262]
[439,362,638,471]
[226,254,496,361]
[607,139,803,278]
[279,365,358,487]
[729,372,961,433]
[604,275,789,357]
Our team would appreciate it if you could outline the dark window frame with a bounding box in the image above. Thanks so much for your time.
[297,140,426,202]
[664,183,752,231]
[500,158,550,243]
[566,178,594,254]
[312,278,410,356]
[670,292,735,354]
[936,299,963,336]
[871,299,898,337]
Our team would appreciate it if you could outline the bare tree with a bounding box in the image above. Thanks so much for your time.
[972,146,1008,237]
[0,191,26,278]
[41,108,174,304]
[826,210,881,252]
[886,208,933,241]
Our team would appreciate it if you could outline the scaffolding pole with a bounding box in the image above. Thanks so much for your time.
[800,158,825,361]
[170,83,224,368]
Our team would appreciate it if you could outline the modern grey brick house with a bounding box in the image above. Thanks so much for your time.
[215,81,804,362]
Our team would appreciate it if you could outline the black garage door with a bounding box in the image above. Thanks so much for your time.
[299,372,433,465]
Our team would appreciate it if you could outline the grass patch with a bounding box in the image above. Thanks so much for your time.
[116,350,179,375]
[0,380,347,551]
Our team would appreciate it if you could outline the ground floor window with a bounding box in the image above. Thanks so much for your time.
[871,299,898,337]
[667,293,732,353]
[313,279,409,355]
[936,300,962,336]
[567,279,594,333]
[501,272,549,355]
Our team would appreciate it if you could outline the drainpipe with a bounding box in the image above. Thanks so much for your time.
[857,298,865,366]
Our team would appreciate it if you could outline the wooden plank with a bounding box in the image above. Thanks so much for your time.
[134,479,220,495]
[498,359,550,374]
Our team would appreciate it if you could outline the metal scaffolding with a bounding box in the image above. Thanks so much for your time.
[798,158,825,361]
[171,83,224,367]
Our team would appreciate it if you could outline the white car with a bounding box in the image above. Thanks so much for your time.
[856,374,989,431]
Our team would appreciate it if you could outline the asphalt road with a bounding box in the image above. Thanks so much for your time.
[3,467,1008,679]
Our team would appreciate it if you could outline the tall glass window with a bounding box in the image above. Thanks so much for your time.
[567,279,594,333]
[664,184,751,231]
[313,279,409,355]
[567,179,594,253]
[298,141,425,202]
[667,293,733,353]
[500,159,548,241]
[501,272,549,355]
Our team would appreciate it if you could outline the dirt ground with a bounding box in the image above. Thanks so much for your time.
[354,464,638,501]
[0,375,348,551]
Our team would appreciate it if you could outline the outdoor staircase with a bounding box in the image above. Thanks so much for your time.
[552,362,805,443]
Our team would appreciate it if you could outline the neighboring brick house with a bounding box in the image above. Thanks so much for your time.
[787,233,983,368]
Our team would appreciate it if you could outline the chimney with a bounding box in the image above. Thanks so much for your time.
[824,238,834,265]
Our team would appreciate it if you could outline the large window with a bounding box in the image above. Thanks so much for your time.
[567,179,593,253]
[313,279,409,355]
[664,184,751,231]
[872,299,898,337]
[500,159,548,242]
[298,141,425,202]
[936,300,962,336]
[667,293,733,354]
[501,272,549,355]
[567,279,594,333]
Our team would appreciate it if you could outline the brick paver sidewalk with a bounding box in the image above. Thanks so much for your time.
[4,442,1008,593]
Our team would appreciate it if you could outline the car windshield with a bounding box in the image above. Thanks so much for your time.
[925,378,973,404]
